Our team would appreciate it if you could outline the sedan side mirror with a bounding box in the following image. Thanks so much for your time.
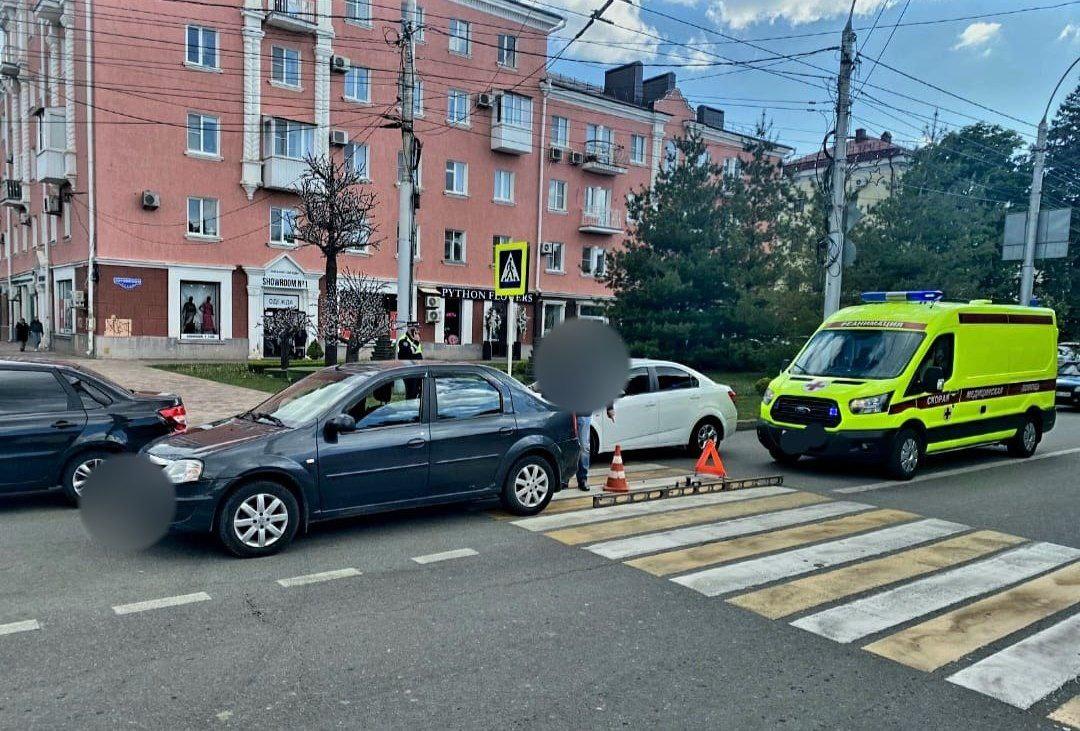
[921,366,944,393]
[325,413,357,437]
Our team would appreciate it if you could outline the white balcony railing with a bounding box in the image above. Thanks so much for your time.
[262,155,307,192]
[265,0,317,33]
[579,206,623,234]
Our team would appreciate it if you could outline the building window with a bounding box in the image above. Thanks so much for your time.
[542,301,564,335]
[270,207,297,246]
[185,25,218,69]
[547,179,566,211]
[630,134,646,164]
[447,89,469,125]
[626,193,639,224]
[581,246,606,276]
[584,186,611,215]
[444,229,466,263]
[345,0,371,25]
[400,2,425,41]
[56,279,73,334]
[344,67,370,102]
[187,197,219,238]
[545,242,564,273]
[578,303,607,321]
[722,157,742,178]
[493,170,514,203]
[268,118,314,159]
[179,281,220,339]
[399,76,424,116]
[498,93,532,129]
[346,216,371,254]
[449,19,471,55]
[397,149,422,187]
[550,115,569,148]
[271,46,301,88]
[585,123,613,155]
[663,139,678,172]
[186,112,219,156]
[444,160,467,195]
[497,34,517,67]
[345,142,370,179]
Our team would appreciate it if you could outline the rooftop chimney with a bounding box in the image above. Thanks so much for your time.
[696,105,725,130]
[854,128,868,143]
[881,131,893,143]
[604,62,643,105]
[641,72,676,107]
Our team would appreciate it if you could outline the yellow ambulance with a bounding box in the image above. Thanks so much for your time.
[757,291,1058,479]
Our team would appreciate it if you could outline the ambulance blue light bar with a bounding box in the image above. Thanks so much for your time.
[860,290,944,303]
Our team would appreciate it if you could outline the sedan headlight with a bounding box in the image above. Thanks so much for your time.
[162,459,203,484]
[762,387,776,405]
[849,393,892,415]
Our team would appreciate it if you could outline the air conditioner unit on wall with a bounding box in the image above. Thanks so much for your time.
[425,309,441,323]
[141,190,160,210]
[569,151,583,165]
[44,195,62,215]
[330,129,349,146]
[330,55,350,73]
[476,92,494,109]
[549,147,563,163]
[424,295,439,309]
[539,242,555,255]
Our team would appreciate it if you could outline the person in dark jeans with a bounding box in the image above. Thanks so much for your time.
[575,404,615,491]
[29,317,43,351]
[15,318,28,351]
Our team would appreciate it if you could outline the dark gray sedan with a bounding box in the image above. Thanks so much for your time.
[145,362,579,557]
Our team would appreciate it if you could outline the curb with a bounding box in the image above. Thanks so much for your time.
[736,419,757,432]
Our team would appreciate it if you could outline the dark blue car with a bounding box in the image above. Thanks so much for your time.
[1058,361,1080,409]
[145,362,579,557]
[0,360,186,503]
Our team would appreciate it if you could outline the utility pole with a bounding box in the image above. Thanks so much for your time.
[822,7,856,318]
[395,0,419,334]
[1018,119,1046,307]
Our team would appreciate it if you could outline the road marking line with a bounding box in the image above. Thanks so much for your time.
[1049,695,1080,729]
[673,518,968,598]
[834,447,1080,494]
[790,542,1080,643]
[729,530,1021,618]
[864,561,1080,672]
[511,485,793,532]
[112,592,212,616]
[587,500,872,561]
[276,568,362,588]
[0,619,40,636]
[626,508,915,577]
[948,612,1080,709]
[412,548,479,564]
[545,492,827,545]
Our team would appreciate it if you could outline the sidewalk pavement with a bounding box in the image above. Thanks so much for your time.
[0,343,265,425]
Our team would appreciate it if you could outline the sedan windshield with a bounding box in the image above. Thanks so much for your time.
[246,370,365,427]
[1061,362,1080,377]
[791,329,925,379]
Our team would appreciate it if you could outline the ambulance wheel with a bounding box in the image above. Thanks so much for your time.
[885,428,922,480]
[1006,415,1040,458]
[768,448,801,467]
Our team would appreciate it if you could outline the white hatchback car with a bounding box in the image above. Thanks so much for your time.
[589,359,738,455]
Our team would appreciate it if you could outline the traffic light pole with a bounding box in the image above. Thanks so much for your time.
[823,13,856,318]
[1018,119,1047,307]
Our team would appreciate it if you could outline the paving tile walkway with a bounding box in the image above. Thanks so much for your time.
[0,343,265,425]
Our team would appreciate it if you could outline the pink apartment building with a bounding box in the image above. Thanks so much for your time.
[0,0,790,360]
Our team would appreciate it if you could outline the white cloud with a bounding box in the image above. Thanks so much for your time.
[1060,23,1080,43]
[706,0,892,30]
[553,0,661,63]
[952,22,1001,54]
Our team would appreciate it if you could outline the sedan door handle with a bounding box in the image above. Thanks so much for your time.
[406,437,427,448]
[499,426,515,435]
[51,420,77,429]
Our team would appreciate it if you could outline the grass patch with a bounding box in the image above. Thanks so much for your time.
[152,362,308,393]
[706,371,770,421]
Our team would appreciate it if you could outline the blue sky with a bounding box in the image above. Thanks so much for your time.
[543,0,1080,155]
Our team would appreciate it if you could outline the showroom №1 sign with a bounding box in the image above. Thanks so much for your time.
[263,275,306,289]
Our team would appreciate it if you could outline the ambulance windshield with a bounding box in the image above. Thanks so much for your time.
[791,329,925,379]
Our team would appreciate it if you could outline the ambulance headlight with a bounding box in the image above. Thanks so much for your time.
[762,387,776,405]
[849,393,892,415]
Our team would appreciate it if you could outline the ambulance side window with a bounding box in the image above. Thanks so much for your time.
[906,334,955,396]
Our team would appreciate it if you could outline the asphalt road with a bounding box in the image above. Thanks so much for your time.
[0,412,1078,729]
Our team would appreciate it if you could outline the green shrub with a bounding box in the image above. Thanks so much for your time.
[754,376,772,395]
[306,340,324,361]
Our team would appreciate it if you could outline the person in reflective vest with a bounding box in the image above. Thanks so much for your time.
[397,324,423,360]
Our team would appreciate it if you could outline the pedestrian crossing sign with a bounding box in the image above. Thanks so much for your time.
[494,240,529,297]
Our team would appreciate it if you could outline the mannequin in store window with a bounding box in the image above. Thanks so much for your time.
[199,296,216,335]
[182,296,198,334]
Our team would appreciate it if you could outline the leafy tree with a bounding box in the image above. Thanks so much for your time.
[295,155,379,365]
[1041,82,1080,338]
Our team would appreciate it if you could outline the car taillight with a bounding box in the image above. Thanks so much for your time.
[159,404,187,433]
[727,390,737,403]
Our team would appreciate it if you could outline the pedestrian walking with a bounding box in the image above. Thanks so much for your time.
[575,404,615,492]
[396,324,423,360]
[29,317,43,351]
[15,317,28,351]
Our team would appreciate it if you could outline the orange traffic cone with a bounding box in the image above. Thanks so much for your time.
[694,438,727,478]
[604,445,629,493]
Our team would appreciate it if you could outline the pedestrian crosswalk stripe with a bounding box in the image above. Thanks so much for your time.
[587,500,871,561]
[545,492,828,546]
[625,508,914,576]
[512,485,793,532]
[1049,695,1080,729]
[865,561,1080,672]
[947,611,1080,709]
[791,542,1080,643]
[675,518,970,598]
[729,530,1022,619]
[0,619,40,636]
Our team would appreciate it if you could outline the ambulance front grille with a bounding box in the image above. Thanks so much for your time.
[771,396,842,428]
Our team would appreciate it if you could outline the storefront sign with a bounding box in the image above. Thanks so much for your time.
[438,286,535,304]
[262,275,306,289]
[113,276,143,290]
[264,293,300,310]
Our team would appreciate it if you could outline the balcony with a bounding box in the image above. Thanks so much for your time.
[490,122,532,155]
[581,141,628,176]
[33,0,64,25]
[0,53,22,79]
[35,148,66,184]
[579,207,623,235]
[262,155,307,192]
[265,0,317,33]
[1,179,27,208]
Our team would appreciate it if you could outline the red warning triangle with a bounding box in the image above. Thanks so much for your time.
[694,438,726,477]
